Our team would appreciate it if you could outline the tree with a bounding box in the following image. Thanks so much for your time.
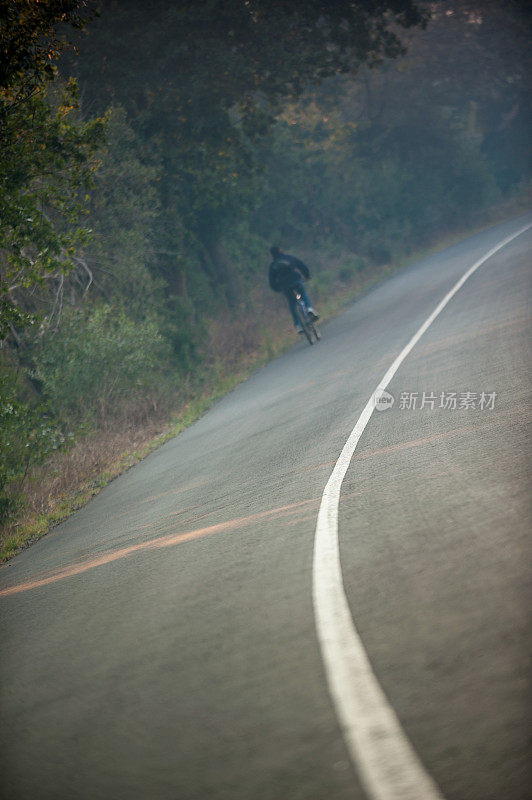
[69,0,428,306]
[0,0,94,114]
[0,1,105,340]
[349,0,532,191]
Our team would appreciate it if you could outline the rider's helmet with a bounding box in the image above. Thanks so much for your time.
[270,245,281,258]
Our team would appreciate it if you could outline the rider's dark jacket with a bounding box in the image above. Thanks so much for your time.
[268,253,310,292]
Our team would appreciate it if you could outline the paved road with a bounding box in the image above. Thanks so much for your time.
[1,217,531,800]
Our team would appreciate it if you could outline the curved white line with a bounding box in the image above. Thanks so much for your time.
[312,222,532,800]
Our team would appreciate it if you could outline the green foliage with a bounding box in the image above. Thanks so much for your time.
[0,1,105,340]
[33,305,172,421]
[312,270,335,302]
[0,0,93,97]
[0,76,106,339]
[86,105,164,313]
[338,256,368,283]
[157,296,206,373]
[0,367,68,521]
[223,223,270,282]
[254,77,500,261]
[70,0,427,302]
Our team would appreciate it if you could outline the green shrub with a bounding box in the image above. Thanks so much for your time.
[158,296,206,372]
[34,304,172,422]
[312,270,335,301]
[0,370,67,522]
[338,255,368,282]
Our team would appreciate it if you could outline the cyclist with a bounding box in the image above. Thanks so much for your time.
[268,246,319,333]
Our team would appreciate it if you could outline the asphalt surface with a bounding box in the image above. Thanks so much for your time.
[1,216,531,800]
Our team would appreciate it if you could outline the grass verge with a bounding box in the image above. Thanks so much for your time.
[0,350,287,562]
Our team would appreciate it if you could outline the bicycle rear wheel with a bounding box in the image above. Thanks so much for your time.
[296,302,314,345]
[310,322,320,342]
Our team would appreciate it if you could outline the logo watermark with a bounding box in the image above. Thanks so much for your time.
[373,390,395,411]
[374,390,497,411]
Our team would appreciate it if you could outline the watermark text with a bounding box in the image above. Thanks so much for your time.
[373,390,497,411]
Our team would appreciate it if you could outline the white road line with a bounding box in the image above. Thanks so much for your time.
[312,222,532,800]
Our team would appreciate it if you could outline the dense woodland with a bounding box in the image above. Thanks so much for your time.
[1,0,530,530]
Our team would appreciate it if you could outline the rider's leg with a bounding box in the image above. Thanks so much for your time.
[283,289,300,327]
[296,281,318,318]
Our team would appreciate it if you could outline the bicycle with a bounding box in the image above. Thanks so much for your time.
[290,286,320,345]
